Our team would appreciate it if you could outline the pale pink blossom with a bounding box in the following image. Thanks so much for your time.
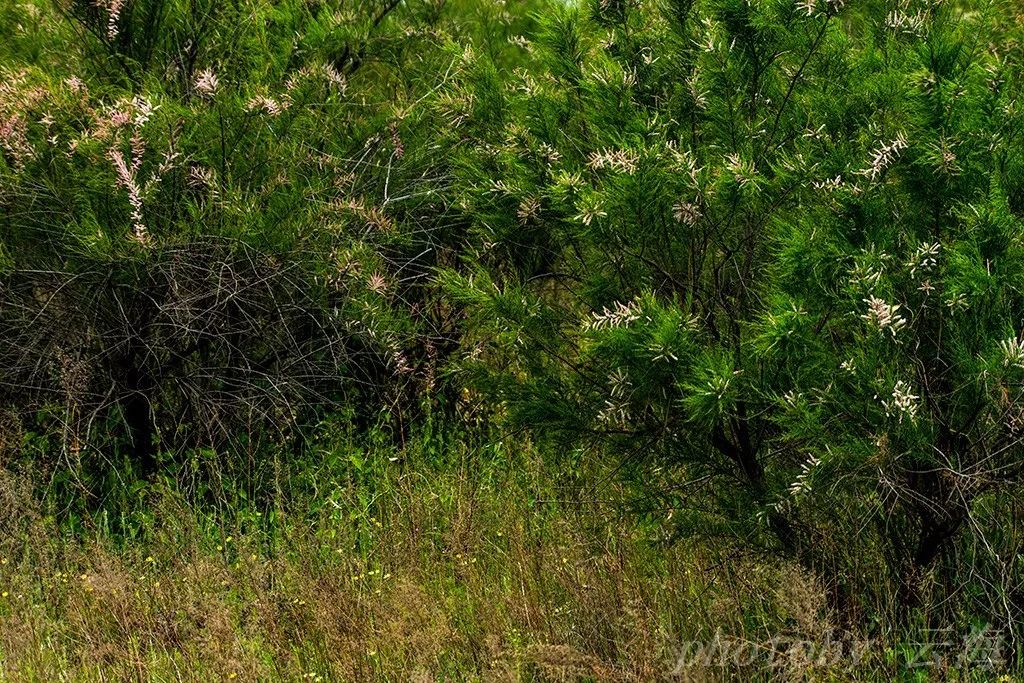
[109,148,147,243]
[94,0,127,40]
[246,95,287,116]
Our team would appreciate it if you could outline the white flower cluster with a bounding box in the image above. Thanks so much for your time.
[672,201,702,226]
[598,368,632,426]
[886,8,927,36]
[665,143,701,182]
[907,241,940,279]
[367,272,388,296]
[998,336,1024,369]
[246,95,288,116]
[850,262,883,291]
[945,292,968,312]
[704,371,737,402]
[188,164,216,189]
[798,0,846,17]
[93,0,127,40]
[536,142,561,165]
[725,153,758,188]
[687,72,708,110]
[880,380,919,423]
[574,195,607,226]
[586,148,640,174]
[516,196,541,225]
[812,175,843,191]
[585,301,641,331]
[787,454,821,497]
[858,133,908,181]
[109,146,147,242]
[194,69,220,98]
[862,295,907,337]
[508,35,532,51]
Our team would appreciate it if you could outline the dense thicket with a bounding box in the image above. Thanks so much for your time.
[2,0,1023,658]
[0,0,537,488]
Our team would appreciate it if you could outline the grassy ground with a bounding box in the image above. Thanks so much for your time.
[0,434,1015,681]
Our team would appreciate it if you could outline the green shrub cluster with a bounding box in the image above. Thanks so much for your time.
[441,0,1024,634]
[0,0,537,481]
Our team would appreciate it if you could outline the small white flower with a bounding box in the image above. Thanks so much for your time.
[320,63,347,92]
[246,95,287,116]
[862,296,907,337]
[907,241,940,279]
[367,272,388,295]
[850,262,884,291]
[608,368,630,399]
[109,148,147,243]
[94,0,127,40]
[672,201,701,226]
[574,197,607,226]
[585,301,641,331]
[586,148,639,174]
[725,153,757,187]
[812,175,843,191]
[999,336,1024,369]
[649,343,678,363]
[516,197,541,225]
[788,454,821,497]
[130,96,158,127]
[858,133,908,181]
[798,0,817,16]
[881,380,919,423]
[687,73,708,110]
[886,8,927,36]
[509,35,532,51]
[194,68,220,98]
[598,368,633,426]
[945,292,968,312]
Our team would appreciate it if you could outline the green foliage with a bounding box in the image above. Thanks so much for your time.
[444,0,1024,633]
[0,0,541,481]
[2,0,1024,662]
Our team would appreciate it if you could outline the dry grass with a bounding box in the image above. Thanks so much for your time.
[0,443,689,682]
[0,445,1015,682]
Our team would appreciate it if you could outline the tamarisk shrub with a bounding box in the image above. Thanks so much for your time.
[0,0,539,496]
[442,0,1024,633]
